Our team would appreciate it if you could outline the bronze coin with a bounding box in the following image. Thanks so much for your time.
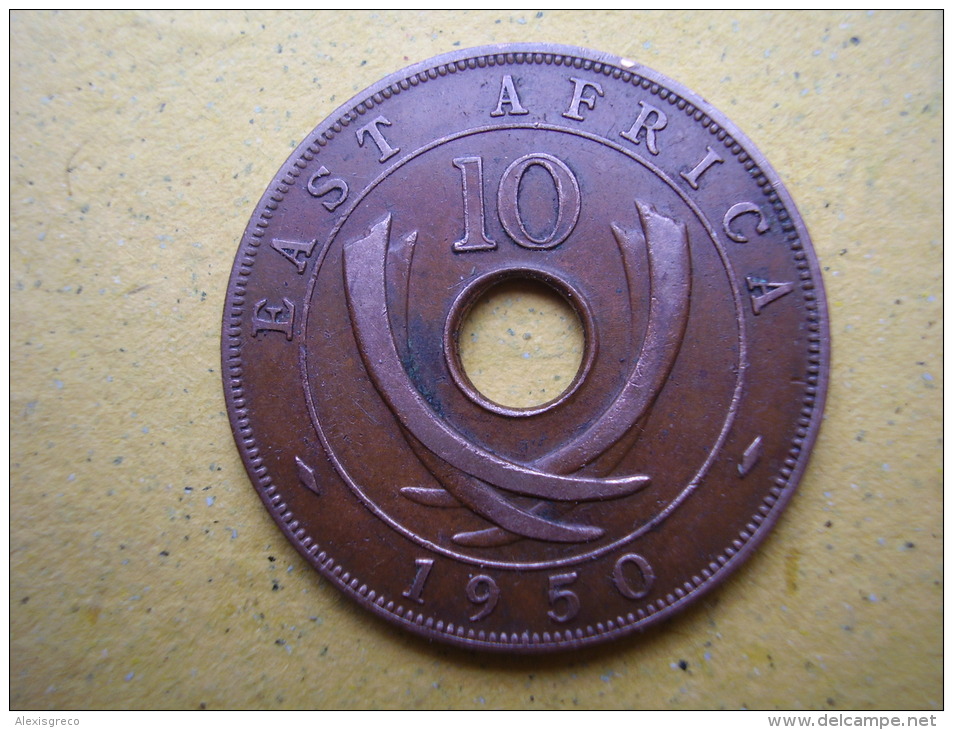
[222,44,829,652]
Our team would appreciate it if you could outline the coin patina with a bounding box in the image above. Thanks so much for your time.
[222,44,829,652]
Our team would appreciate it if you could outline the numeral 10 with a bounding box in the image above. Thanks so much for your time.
[452,153,581,252]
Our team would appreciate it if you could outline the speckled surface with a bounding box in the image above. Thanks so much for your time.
[459,281,585,409]
[10,10,941,710]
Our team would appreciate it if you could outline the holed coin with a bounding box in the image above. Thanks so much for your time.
[222,44,829,652]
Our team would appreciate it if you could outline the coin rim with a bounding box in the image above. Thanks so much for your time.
[221,43,830,652]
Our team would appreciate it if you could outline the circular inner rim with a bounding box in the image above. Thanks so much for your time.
[298,123,750,572]
[443,267,596,418]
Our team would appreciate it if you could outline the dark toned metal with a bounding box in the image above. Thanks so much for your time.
[222,44,829,652]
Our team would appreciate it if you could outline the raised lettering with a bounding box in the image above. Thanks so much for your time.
[547,572,580,623]
[270,238,316,274]
[612,553,655,599]
[681,146,725,189]
[746,276,794,314]
[402,558,434,604]
[497,153,580,249]
[562,76,604,121]
[466,575,499,621]
[452,153,580,252]
[452,157,497,252]
[620,101,668,155]
[723,202,770,243]
[252,298,294,340]
[356,115,400,163]
[490,74,528,117]
[307,166,349,212]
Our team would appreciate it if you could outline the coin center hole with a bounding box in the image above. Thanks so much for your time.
[458,278,585,409]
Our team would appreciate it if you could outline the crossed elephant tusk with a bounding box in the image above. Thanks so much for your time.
[342,202,690,544]
[451,202,692,546]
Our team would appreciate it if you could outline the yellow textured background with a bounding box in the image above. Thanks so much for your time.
[10,10,942,710]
